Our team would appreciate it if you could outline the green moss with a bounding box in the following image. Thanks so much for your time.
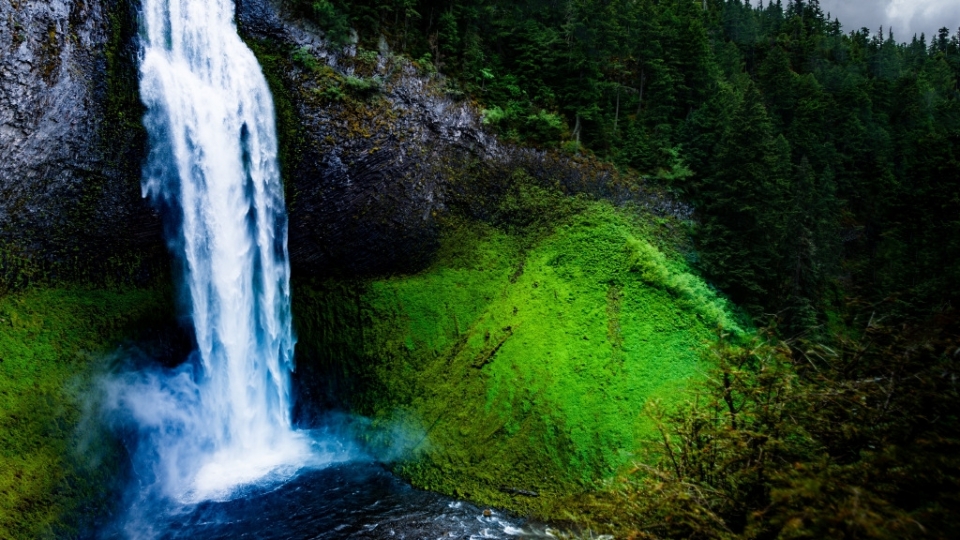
[39,22,62,84]
[294,200,741,516]
[0,242,45,293]
[0,287,173,539]
[99,0,146,177]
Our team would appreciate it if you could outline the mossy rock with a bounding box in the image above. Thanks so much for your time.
[293,200,742,516]
[0,287,174,539]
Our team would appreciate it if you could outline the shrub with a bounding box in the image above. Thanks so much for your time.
[566,314,960,539]
[342,75,382,97]
[292,46,322,72]
[311,0,351,48]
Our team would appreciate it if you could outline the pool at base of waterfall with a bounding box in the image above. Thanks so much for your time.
[106,462,550,539]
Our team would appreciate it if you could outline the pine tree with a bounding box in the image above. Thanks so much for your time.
[697,83,790,314]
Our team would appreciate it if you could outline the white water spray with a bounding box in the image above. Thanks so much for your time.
[103,0,345,506]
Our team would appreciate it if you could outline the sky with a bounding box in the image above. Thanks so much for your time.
[817,0,960,42]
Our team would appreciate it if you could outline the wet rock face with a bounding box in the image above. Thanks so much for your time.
[0,0,164,284]
[283,60,491,276]
[237,0,688,278]
[237,0,483,276]
[0,0,103,228]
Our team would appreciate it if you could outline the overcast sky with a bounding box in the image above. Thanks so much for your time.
[818,0,960,42]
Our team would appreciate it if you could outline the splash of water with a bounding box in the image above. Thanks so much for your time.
[103,0,340,506]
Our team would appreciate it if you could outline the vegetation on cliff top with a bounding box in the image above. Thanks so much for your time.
[289,0,960,331]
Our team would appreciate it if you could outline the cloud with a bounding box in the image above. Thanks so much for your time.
[819,0,960,41]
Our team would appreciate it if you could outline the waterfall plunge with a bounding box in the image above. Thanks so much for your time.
[104,0,344,506]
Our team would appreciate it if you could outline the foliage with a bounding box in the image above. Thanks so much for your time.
[342,74,383,96]
[483,106,566,145]
[292,187,740,516]
[311,0,352,47]
[284,0,352,48]
[283,0,960,334]
[565,313,960,538]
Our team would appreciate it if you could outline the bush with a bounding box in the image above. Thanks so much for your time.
[292,46,322,72]
[342,75,382,97]
[523,110,565,144]
[566,314,960,539]
[482,104,566,146]
[311,0,351,48]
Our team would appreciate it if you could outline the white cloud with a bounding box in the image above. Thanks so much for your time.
[819,0,960,41]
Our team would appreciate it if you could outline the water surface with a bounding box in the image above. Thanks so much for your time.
[122,462,544,540]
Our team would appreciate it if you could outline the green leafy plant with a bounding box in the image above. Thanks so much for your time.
[342,75,382,97]
[292,45,322,72]
[565,314,960,538]
[311,0,350,48]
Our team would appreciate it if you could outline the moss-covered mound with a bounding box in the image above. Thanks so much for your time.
[294,199,741,516]
[0,288,173,539]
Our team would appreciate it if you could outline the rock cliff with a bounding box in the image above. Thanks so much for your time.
[237,0,688,277]
[0,0,164,286]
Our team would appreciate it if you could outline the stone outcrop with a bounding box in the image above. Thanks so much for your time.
[0,0,164,285]
[237,0,688,277]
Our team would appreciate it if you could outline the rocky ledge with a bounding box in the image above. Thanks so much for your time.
[238,0,689,277]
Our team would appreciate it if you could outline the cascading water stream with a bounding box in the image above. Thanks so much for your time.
[103,0,344,510]
[138,0,306,493]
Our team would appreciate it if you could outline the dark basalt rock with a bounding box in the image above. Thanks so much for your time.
[0,0,165,287]
[237,0,689,279]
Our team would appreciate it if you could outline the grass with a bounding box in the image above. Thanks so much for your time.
[294,200,742,516]
[0,287,171,539]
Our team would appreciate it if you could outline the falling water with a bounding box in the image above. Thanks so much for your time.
[103,0,338,508]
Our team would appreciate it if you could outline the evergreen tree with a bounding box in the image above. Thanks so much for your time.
[299,0,960,317]
[697,83,790,314]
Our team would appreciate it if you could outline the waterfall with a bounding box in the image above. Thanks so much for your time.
[103,0,341,507]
